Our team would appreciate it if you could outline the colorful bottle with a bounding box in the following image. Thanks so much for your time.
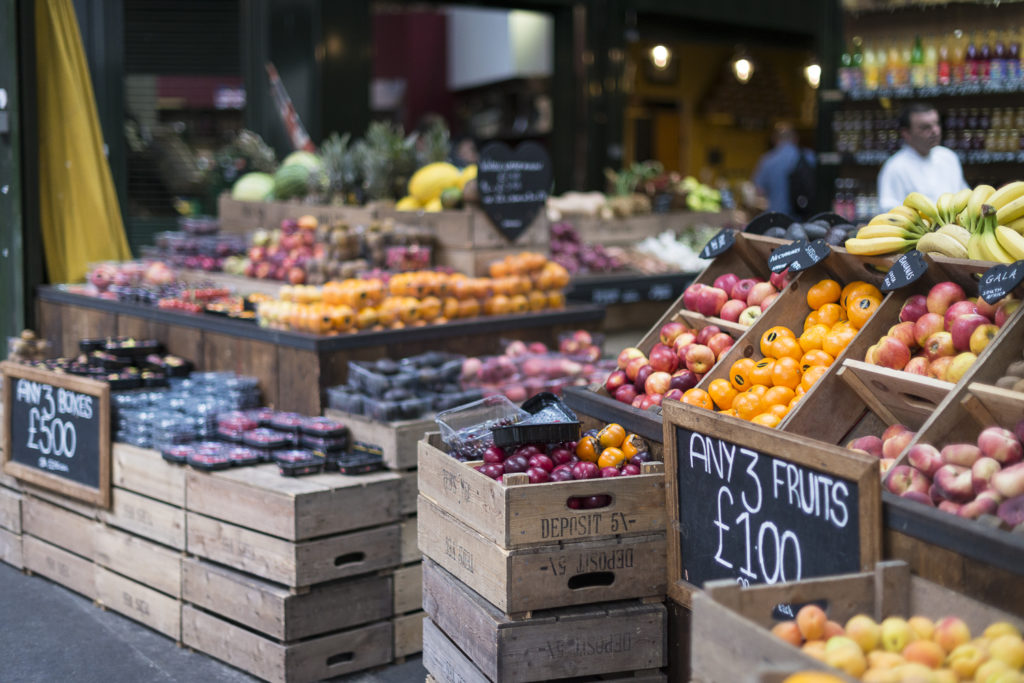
[924,35,938,87]
[1009,28,1021,82]
[851,37,864,91]
[910,35,926,87]
[863,42,880,90]
[886,40,901,87]
[952,32,967,84]
[979,31,992,82]
[938,34,951,86]
[900,40,913,87]
[991,31,1007,85]
[966,32,979,83]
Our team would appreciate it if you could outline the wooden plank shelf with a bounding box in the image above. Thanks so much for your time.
[836,359,953,427]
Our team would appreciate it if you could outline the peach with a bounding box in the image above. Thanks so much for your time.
[902,639,946,669]
[908,616,936,642]
[880,616,914,653]
[891,662,934,681]
[846,614,882,653]
[659,321,689,346]
[934,464,975,503]
[907,444,944,478]
[801,639,828,662]
[771,620,803,647]
[992,462,1024,499]
[824,620,846,639]
[989,634,1024,669]
[796,604,828,641]
[984,623,1023,639]
[747,281,777,307]
[867,651,907,670]
[941,442,982,468]
[824,637,868,677]
[973,659,1012,683]
[947,642,988,680]
[848,435,885,458]
[883,430,916,460]
[977,427,1024,466]
[616,347,644,370]
[882,423,913,442]
[886,464,930,496]
[934,616,971,653]
[861,669,900,683]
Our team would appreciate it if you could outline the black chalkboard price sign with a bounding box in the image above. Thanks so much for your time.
[2,361,111,508]
[788,239,831,273]
[881,250,928,292]
[699,229,736,260]
[768,239,808,273]
[661,402,881,607]
[979,261,1024,305]
[477,141,553,242]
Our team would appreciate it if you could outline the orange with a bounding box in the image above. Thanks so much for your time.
[798,324,830,353]
[804,310,821,327]
[840,280,883,310]
[768,403,790,419]
[771,356,802,389]
[823,325,857,357]
[800,365,829,391]
[749,359,775,386]
[799,349,834,373]
[682,388,714,410]
[770,336,804,361]
[751,412,781,428]
[708,378,739,410]
[733,392,765,421]
[597,447,626,470]
[763,385,796,407]
[597,423,626,449]
[747,384,770,397]
[807,279,841,310]
[729,358,757,392]
[847,294,881,329]
[760,326,796,358]
[815,302,844,326]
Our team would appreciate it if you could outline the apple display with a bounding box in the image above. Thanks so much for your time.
[746,282,777,307]
[682,283,704,311]
[685,344,716,375]
[713,273,740,294]
[968,323,999,355]
[669,369,699,392]
[949,314,989,352]
[943,299,980,329]
[604,369,628,393]
[874,336,911,370]
[616,347,645,370]
[730,278,757,302]
[770,270,789,290]
[663,388,684,401]
[659,322,689,346]
[613,384,638,404]
[634,364,655,392]
[719,299,747,322]
[928,356,954,381]
[696,286,729,317]
[926,281,967,316]
[995,299,1021,327]
[648,343,679,373]
[904,356,929,375]
[645,371,672,396]
[625,356,648,381]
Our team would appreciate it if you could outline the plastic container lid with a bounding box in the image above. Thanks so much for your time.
[491,392,580,447]
[435,395,530,461]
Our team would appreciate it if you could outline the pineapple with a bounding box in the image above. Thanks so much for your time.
[415,117,451,167]
[319,132,361,204]
[358,121,418,201]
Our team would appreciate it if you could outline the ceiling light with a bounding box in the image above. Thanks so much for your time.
[804,62,822,89]
[650,45,671,70]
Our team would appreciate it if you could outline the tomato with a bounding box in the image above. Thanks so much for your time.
[760,326,796,358]
[576,435,600,462]
[708,378,739,410]
[733,392,764,421]
[771,356,802,390]
[847,294,882,329]
[681,388,714,410]
[597,447,625,470]
[749,358,775,386]
[597,423,626,449]
[806,279,841,310]
[729,358,756,392]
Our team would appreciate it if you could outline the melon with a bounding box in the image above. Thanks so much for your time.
[231,172,275,202]
[273,165,311,200]
[408,162,461,204]
[281,150,322,173]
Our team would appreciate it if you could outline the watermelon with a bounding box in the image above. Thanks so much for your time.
[281,151,322,173]
[231,172,274,202]
[273,165,311,200]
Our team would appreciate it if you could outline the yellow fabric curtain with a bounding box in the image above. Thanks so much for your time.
[36,0,131,283]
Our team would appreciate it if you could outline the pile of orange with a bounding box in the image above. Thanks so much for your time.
[259,253,569,334]
[679,279,882,428]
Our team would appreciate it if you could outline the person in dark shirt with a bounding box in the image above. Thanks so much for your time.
[753,122,815,216]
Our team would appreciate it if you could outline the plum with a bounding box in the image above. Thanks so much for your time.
[997,494,1024,527]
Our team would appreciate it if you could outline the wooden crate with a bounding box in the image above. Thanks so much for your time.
[0,526,23,569]
[112,443,186,507]
[181,557,393,641]
[418,496,666,615]
[0,485,22,533]
[324,408,431,471]
[186,511,401,588]
[181,605,393,683]
[217,194,378,233]
[393,611,426,659]
[93,524,183,598]
[185,464,401,541]
[393,562,423,616]
[422,558,666,682]
[400,515,420,565]
[22,496,98,561]
[100,487,185,550]
[418,433,666,549]
[95,566,182,641]
[690,561,1024,683]
[380,204,549,250]
[399,470,418,516]
[22,535,96,600]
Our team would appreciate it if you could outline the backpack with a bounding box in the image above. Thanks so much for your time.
[788,151,816,219]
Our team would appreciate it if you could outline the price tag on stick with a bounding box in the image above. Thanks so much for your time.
[788,239,831,273]
[881,250,928,292]
[979,261,1024,305]
[768,239,807,273]
[700,229,736,259]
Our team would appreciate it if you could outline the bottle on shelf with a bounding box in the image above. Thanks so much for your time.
[886,40,902,88]
[952,30,967,84]
[924,35,938,87]
[910,35,926,88]
[851,37,864,91]
[979,30,993,83]
[863,42,880,91]
[900,39,913,87]
[991,30,1007,85]
[966,31,979,83]
[839,48,853,92]
[938,34,952,86]
[1009,28,1022,82]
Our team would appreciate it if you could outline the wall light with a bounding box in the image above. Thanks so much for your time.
[804,62,822,89]
[732,56,754,84]
[650,45,671,70]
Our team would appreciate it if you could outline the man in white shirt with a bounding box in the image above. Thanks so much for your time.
[877,103,968,211]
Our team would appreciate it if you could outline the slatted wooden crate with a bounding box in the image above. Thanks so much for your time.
[325,408,433,471]
[22,535,97,600]
[0,483,22,569]
[422,558,666,683]
[95,566,182,640]
[418,495,666,616]
[690,561,1024,683]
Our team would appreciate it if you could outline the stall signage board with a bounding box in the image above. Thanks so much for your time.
[881,250,928,292]
[787,239,831,273]
[699,229,736,259]
[768,240,808,273]
[979,261,1024,304]
[2,361,111,508]
[661,401,880,607]
[477,141,553,242]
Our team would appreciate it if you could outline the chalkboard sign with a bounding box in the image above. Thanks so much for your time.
[979,261,1024,304]
[477,141,553,242]
[788,239,831,273]
[700,229,736,260]
[2,362,111,508]
[881,250,928,292]
[768,240,808,273]
[661,402,880,607]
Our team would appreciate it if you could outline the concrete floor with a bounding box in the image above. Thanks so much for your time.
[0,562,427,683]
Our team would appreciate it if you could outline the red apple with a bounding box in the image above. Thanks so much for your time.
[874,336,912,370]
[659,322,689,346]
[975,296,1000,320]
[669,369,699,392]
[864,344,878,364]
[682,283,705,311]
[949,314,989,352]
[696,325,721,346]
[714,273,740,295]
[648,343,679,373]
[634,364,655,392]
[923,331,955,360]
[914,313,945,346]
[944,352,976,383]
[977,426,1023,465]
[528,454,555,473]
[605,369,628,393]
[719,299,747,323]
[625,356,648,381]
[926,281,967,316]
[696,287,728,317]
[645,371,672,396]
[907,443,944,477]
[672,332,697,356]
[617,347,645,370]
[888,321,917,349]
[739,306,762,326]
[968,323,999,355]
[730,278,757,302]
[902,356,928,375]
[685,344,716,374]
[944,299,980,328]
[770,270,789,290]
[550,464,575,482]
[746,281,777,307]
[760,292,780,309]
[900,294,928,323]
[995,299,1021,327]
[928,356,954,381]
[613,384,638,404]
[707,332,734,359]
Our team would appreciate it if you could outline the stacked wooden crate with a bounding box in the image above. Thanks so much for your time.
[325,408,431,660]
[417,432,670,682]
[0,468,23,569]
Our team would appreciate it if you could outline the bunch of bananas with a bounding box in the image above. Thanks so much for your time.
[844,181,1024,263]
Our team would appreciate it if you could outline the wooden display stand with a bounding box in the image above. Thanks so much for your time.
[217,195,379,233]
[571,211,726,248]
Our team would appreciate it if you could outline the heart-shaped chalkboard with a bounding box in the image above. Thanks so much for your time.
[979,261,1024,304]
[769,239,808,273]
[699,229,736,260]
[881,250,928,292]
[477,141,553,242]
[789,239,831,272]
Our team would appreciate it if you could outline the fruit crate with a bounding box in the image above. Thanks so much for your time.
[324,408,433,471]
[0,476,23,570]
[421,558,667,683]
[690,560,1024,683]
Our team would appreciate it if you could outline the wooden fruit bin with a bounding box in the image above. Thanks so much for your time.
[0,468,23,570]
[417,432,667,614]
[690,560,1024,683]
[421,557,667,683]
[324,408,432,471]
